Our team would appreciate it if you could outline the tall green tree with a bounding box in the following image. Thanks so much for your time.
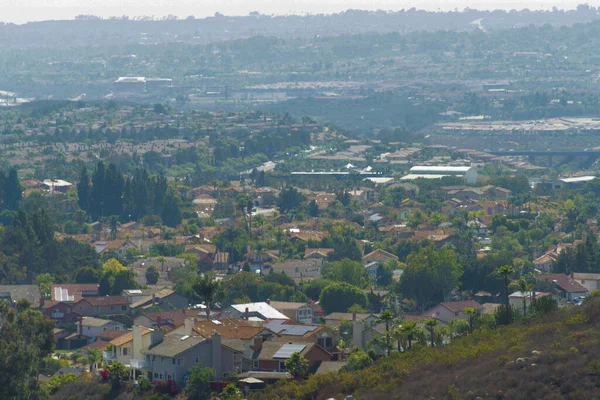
[319,282,368,314]
[161,188,182,227]
[0,301,55,400]
[89,161,106,220]
[375,310,395,356]
[193,273,220,320]
[77,166,90,213]
[497,265,516,325]
[4,168,21,211]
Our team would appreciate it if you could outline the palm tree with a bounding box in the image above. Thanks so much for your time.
[400,320,419,350]
[86,349,102,374]
[424,318,438,347]
[390,326,405,352]
[157,256,166,272]
[274,228,285,255]
[192,274,220,321]
[376,310,395,356]
[462,307,479,334]
[514,277,535,317]
[497,265,516,324]
[109,215,119,240]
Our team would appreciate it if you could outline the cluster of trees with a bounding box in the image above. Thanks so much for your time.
[78,162,182,227]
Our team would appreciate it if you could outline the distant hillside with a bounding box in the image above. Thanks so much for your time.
[3,6,600,48]
[251,298,600,400]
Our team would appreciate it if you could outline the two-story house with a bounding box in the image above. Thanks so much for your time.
[423,300,484,324]
[129,289,188,312]
[142,333,242,386]
[251,341,331,372]
[79,317,125,341]
[264,319,337,353]
[73,296,130,317]
[104,325,164,369]
[572,273,600,293]
[268,301,314,324]
[40,299,81,325]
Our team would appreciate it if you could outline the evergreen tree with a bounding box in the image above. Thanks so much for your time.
[77,166,90,213]
[103,163,124,217]
[4,168,21,211]
[89,161,106,221]
[161,188,182,227]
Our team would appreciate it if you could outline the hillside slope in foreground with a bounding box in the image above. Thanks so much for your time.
[252,300,600,400]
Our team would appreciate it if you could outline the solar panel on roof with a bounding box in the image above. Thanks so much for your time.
[273,344,306,359]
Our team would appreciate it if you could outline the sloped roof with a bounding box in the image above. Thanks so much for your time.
[110,327,152,347]
[143,334,206,357]
[231,302,289,320]
[0,285,41,305]
[193,319,269,340]
[537,274,589,293]
[79,296,129,307]
[439,300,483,313]
[315,361,347,375]
[362,249,398,263]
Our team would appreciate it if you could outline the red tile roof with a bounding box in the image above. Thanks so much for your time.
[537,274,589,293]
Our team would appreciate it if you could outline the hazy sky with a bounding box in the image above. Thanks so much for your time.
[2,0,587,24]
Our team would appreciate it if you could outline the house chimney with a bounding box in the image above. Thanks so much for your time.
[156,316,162,328]
[211,333,222,379]
[266,298,270,305]
[570,272,574,280]
[252,337,263,352]
[184,317,194,336]
[132,325,143,360]
[39,297,44,308]
[352,312,356,321]
[352,320,364,349]
[245,307,249,320]
[152,293,156,304]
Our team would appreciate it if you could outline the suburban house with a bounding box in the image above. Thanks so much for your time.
[378,225,414,239]
[303,248,334,262]
[79,317,125,341]
[423,300,484,323]
[537,273,589,302]
[0,284,41,306]
[51,284,99,301]
[39,299,81,325]
[509,291,554,314]
[251,341,332,372]
[142,333,243,385]
[532,253,557,272]
[323,312,378,328]
[264,319,337,352]
[573,273,600,293]
[361,249,398,266]
[267,259,323,284]
[352,320,387,351]
[122,288,164,305]
[184,244,217,260]
[73,296,130,317]
[485,186,512,200]
[134,309,206,330]
[129,289,189,312]
[268,301,314,324]
[226,302,289,322]
[104,325,164,368]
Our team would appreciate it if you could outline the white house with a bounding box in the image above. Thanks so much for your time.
[79,317,125,341]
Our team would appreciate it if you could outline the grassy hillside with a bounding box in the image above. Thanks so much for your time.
[251,300,600,400]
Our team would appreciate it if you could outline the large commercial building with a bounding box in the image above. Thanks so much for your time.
[401,165,478,184]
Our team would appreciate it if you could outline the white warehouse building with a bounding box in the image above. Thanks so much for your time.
[401,165,478,184]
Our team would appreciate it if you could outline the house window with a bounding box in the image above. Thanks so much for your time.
[454,312,459,317]
[154,373,158,379]
[178,358,184,366]
[195,357,199,363]
[96,307,100,312]
[167,375,172,380]
[160,374,163,379]
[582,280,586,284]
[279,361,285,371]
[123,348,128,356]
[318,337,333,348]
[122,306,127,311]
[172,358,176,365]
[253,360,258,369]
